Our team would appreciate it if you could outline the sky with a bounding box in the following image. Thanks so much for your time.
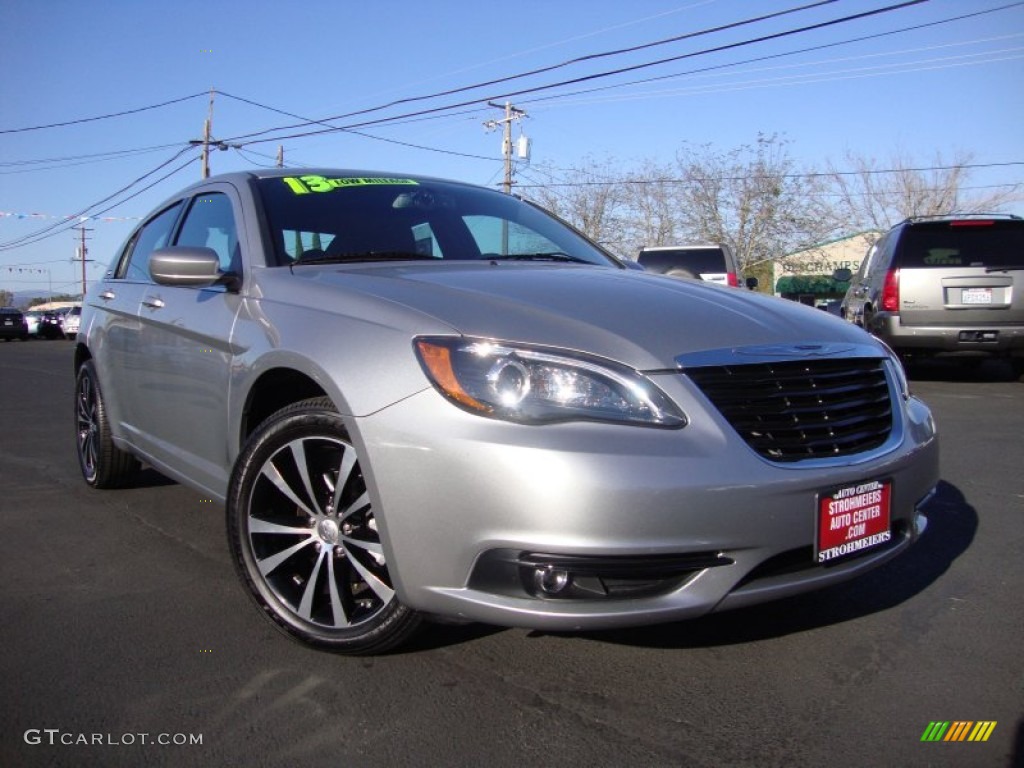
[1,0,1022,302]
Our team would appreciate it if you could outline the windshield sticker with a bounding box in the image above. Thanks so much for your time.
[282,175,419,194]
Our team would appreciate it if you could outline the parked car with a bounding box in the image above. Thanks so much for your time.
[841,214,1024,374]
[23,310,42,337]
[62,305,81,338]
[34,311,66,340]
[75,170,939,654]
[636,243,757,288]
[0,307,29,341]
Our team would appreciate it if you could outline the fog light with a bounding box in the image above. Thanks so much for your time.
[533,567,571,595]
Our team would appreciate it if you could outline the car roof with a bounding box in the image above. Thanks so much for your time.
[638,244,724,252]
[897,213,1022,227]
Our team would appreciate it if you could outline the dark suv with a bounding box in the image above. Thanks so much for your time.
[0,308,29,341]
[841,214,1024,372]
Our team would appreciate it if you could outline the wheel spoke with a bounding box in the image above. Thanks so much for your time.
[330,447,358,513]
[339,490,370,522]
[297,548,326,621]
[257,537,314,577]
[326,554,350,627]
[249,518,315,537]
[82,432,95,471]
[347,553,394,604]
[341,536,383,557]
[288,440,321,513]
[261,460,316,517]
[77,390,90,424]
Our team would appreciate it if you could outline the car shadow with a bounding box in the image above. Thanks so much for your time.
[119,466,179,490]
[404,621,509,653]
[905,357,1020,383]
[526,479,976,650]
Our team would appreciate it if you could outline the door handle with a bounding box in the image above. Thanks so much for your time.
[141,297,165,310]
[99,290,115,301]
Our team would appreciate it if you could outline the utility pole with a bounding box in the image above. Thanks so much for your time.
[190,87,228,178]
[276,145,284,168]
[73,223,93,298]
[484,101,527,194]
[201,88,214,178]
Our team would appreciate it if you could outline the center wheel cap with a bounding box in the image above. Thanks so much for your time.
[317,518,340,545]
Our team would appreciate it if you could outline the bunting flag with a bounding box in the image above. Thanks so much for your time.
[0,211,140,222]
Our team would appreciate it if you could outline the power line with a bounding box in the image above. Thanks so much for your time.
[535,47,1024,109]
[519,160,1024,189]
[519,1,1024,110]
[0,147,200,251]
[0,143,187,176]
[218,0,839,145]
[223,0,927,147]
[0,92,208,134]
[0,142,185,169]
[218,91,497,161]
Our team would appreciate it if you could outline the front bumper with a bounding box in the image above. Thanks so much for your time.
[355,374,939,631]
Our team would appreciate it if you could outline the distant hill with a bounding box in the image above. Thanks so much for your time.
[10,290,82,309]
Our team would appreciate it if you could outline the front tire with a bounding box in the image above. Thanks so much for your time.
[75,360,140,488]
[226,398,420,654]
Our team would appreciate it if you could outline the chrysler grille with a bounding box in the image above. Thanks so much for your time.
[684,358,893,461]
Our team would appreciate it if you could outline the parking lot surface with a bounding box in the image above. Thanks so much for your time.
[1,341,1021,767]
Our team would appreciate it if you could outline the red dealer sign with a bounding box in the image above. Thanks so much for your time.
[816,479,892,563]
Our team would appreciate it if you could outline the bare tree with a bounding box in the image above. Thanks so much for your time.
[826,148,1022,231]
[618,159,680,252]
[524,158,629,255]
[671,134,836,270]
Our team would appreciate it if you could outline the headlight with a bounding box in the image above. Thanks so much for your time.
[877,341,910,400]
[414,336,686,428]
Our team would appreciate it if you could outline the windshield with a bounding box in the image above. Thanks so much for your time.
[256,174,618,268]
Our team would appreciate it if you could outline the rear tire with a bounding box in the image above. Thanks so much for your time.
[226,397,421,654]
[75,360,140,488]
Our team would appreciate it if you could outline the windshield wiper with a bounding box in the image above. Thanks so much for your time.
[984,265,1024,273]
[487,252,592,264]
[293,251,436,266]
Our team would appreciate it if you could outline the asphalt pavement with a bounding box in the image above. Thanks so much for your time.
[1,340,1021,768]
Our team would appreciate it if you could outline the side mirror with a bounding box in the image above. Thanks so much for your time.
[832,268,853,283]
[745,276,759,290]
[150,246,238,290]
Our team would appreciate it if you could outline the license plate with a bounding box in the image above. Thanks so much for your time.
[2,319,12,326]
[816,479,892,563]
[962,287,992,305]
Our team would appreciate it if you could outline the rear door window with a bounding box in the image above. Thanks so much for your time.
[638,248,727,273]
[897,222,1024,269]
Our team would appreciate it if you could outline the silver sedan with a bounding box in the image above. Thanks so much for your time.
[74,170,939,654]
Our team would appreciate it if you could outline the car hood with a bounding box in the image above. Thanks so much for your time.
[290,262,875,370]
